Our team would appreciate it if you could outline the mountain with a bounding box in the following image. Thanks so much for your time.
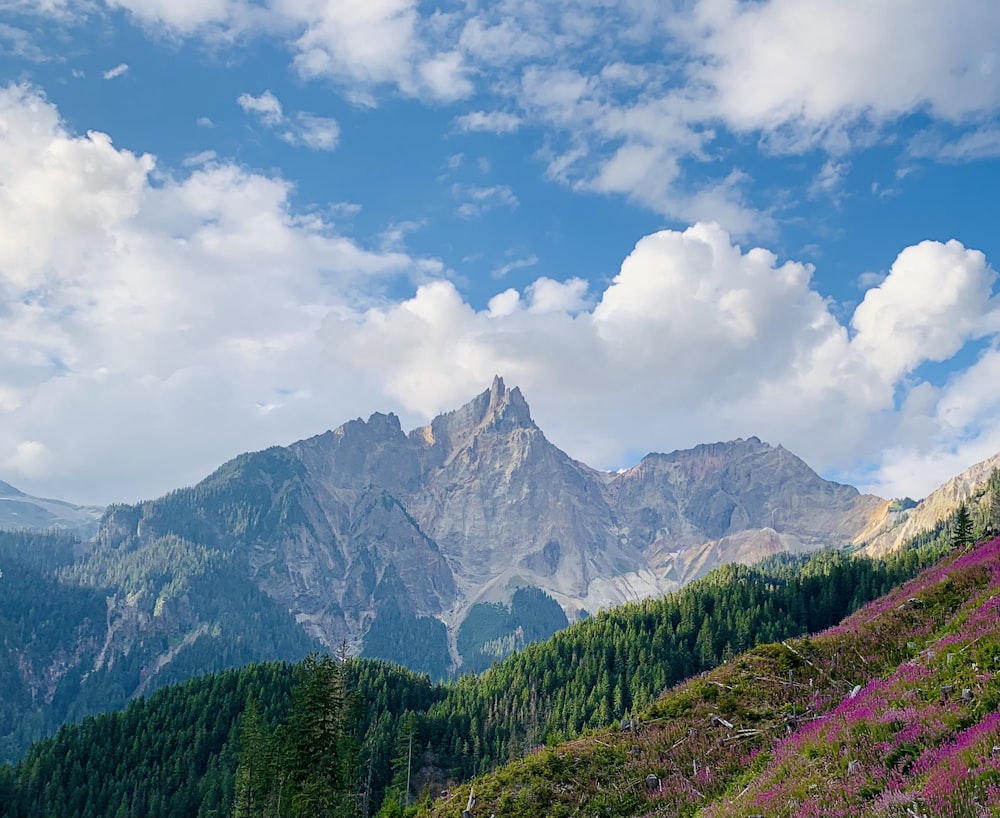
[861,450,1000,556]
[91,377,886,667]
[0,481,103,538]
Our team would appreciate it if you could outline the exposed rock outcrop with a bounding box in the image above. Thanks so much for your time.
[93,377,888,654]
[860,450,1000,556]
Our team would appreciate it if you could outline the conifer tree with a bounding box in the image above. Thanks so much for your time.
[987,468,1000,534]
[282,654,360,818]
[952,503,974,549]
[234,700,275,818]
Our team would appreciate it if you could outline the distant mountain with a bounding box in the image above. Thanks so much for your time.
[0,481,103,538]
[861,449,1000,556]
[0,528,319,763]
[92,377,886,672]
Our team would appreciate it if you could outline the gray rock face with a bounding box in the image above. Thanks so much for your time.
[860,450,1000,557]
[95,377,887,661]
[608,439,886,587]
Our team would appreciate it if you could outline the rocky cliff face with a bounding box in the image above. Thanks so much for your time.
[860,450,1000,556]
[607,439,886,590]
[93,377,888,658]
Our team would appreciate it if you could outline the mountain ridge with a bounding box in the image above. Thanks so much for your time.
[90,377,887,661]
[0,482,104,538]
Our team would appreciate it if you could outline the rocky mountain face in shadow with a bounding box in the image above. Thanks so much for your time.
[94,377,887,658]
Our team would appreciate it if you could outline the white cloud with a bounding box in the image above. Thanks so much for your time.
[910,126,1000,163]
[527,277,588,314]
[103,0,264,36]
[417,50,472,100]
[286,112,339,150]
[851,240,998,380]
[0,0,77,18]
[487,288,520,317]
[238,90,339,151]
[452,183,518,218]
[278,0,425,99]
[3,440,52,478]
[238,89,284,126]
[103,62,129,79]
[183,149,217,166]
[688,0,1000,148]
[454,110,522,134]
[0,23,49,61]
[4,83,1000,505]
[809,159,850,201]
[491,255,538,279]
[0,83,422,502]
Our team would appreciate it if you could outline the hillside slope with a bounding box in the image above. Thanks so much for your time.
[0,548,928,816]
[421,534,1000,818]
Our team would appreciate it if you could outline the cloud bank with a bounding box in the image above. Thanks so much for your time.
[1,84,999,504]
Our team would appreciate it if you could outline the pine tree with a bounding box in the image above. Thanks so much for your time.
[952,503,974,549]
[233,701,275,818]
[987,469,1000,534]
[281,654,360,818]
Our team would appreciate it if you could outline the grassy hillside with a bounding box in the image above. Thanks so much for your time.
[420,535,1000,818]
[0,546,930,818]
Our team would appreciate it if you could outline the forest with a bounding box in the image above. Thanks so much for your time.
[0,539,942,818]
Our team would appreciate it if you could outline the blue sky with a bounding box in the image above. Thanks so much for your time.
[1,0,999,505]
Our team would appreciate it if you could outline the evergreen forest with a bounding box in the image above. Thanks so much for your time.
[0,541,940,818]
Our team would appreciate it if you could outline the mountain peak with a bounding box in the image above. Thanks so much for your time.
[485,375,533,428]
[423,377,537,450]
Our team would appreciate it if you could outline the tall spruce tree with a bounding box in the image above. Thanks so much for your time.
[987,468,1000,534]
[234,700,277,818]
[953,503,974,549]
[281,654,360,818]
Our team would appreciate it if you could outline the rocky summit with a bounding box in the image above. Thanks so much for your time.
[94,377,886,662]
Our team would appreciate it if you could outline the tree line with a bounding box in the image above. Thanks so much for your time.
[0,541,943,818]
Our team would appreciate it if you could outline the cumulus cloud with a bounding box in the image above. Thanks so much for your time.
[687,0,1000,148]
[276,0,472,101]
[0,84,420,502]
[851,240,998,380]
[320,221,1000,500]
[3,83,1000,506]
[238,90,340,150]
